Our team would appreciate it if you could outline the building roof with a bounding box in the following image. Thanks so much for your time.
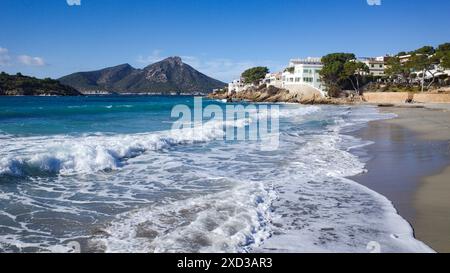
[290,57,322,65]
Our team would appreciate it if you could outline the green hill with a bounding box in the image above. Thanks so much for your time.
[0,72,81,96]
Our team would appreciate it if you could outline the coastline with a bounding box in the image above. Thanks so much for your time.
[351,105,450,253]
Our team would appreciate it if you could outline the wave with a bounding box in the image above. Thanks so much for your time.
[94,181,276,253]
[0,121,234,176]
[0,105,320,177]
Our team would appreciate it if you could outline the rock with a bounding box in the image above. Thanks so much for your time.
[208,84,363,105]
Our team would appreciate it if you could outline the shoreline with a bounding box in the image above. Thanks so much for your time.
[351,105,450,252]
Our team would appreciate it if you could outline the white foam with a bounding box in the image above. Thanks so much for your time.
[0,106,319,177]
[251,106,433,253]
[0,121,232,176]
[96,105,432,253]
[95,181,276,253]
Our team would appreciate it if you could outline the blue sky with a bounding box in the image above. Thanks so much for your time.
[1,0,450,82]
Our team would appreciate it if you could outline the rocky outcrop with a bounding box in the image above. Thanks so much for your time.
[209,85,361,105]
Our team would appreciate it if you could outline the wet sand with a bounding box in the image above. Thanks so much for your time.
[352,106,450,253]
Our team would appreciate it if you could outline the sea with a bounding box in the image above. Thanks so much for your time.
[0,95,433,253]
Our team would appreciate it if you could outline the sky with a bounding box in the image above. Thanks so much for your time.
[1,0,450,82]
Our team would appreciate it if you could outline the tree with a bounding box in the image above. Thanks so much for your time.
[241,67,269,84]
[284,67,294,73]
[319,53,356,97]
[408,54,432,71]
[378,43,450,91]
[343,61,369,94]
[438,43,450,53]
[434,43,450,62]
[407,54,438,91]
[413,45,435,55]
[385,57,409,81]
[442,52,450,69]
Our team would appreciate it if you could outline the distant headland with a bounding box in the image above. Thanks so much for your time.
[0,72,81,96]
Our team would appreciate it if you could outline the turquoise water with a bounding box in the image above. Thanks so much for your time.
[0,96,191,136]
[0,96,432,253]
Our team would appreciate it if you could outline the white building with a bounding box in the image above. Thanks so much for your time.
[264,72,283,88]
[358,56,386,76]
[416,64,450,80]
[228,79,243,93]
[282,57,326,97]
[228,79,254,94]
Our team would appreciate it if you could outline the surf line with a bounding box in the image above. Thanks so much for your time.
[170,97,280,151]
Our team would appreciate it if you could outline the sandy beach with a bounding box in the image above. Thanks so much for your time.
[352,105,450,253]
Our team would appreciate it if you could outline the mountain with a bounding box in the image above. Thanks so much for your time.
[0,72,81,96]
[59,57,226,94]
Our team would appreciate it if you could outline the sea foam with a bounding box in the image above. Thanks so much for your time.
[0,106,319,177]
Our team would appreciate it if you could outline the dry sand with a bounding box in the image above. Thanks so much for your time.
[353,105,450,253]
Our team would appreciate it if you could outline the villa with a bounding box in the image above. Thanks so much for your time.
[281,57,326,97]
[264,72,283,88]
[358,56,386,76]
[398,54,414,64]
[228,55,391,98]
[416,64,450,81]
[228,79,250,94]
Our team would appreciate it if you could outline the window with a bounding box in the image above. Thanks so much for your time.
[303,77,313,83]
[295,77,301,82]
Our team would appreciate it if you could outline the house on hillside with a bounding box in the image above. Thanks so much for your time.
[281,57,326,97]
[228,79,254,94]
[358,56,386,76]
[264,72,283,88]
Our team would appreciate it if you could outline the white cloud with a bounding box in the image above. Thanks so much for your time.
[17,55,47,66]
[181,56,256,82]
[181,56,285,82]
[137,50,284,82]
[0,47,12,66]
[67,0,81,6]
[137,50,165,64]
[367,0,381,6]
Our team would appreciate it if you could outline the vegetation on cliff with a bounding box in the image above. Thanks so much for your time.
[241,67,269,84]
[384,43,450,91]
[0,72,81,96]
